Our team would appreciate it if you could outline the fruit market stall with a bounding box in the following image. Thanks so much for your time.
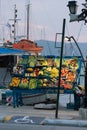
[9,55,83,108]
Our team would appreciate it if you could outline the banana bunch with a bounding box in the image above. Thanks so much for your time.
[9,77,20,87]
[46,67,52,72]
[50,67,59,77]
[42,60,48,66]
[38,70,44,75]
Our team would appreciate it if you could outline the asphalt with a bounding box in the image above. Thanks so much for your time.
[0,102,87,127]
[1,103,87,127]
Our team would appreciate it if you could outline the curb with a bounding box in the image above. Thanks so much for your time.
[41,119,87,127]
[0,116,6,122]
[0,115,12,123]
[3,115,12,122]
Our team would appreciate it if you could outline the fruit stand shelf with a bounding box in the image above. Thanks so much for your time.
[9,55,82,108]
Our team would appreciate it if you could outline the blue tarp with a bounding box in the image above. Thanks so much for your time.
[0,47,25,56]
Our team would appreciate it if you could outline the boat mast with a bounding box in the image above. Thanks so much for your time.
[13,4,17,43]
[9,4,21,43]
[26,1,30,40]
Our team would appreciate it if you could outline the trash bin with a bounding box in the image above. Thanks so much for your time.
[74,93,80,110]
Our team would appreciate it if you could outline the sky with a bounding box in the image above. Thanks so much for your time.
[0,0,87,43]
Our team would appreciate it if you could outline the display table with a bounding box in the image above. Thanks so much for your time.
[11,87,74,108]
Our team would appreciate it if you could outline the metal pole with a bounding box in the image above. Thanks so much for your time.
[14,4,16,43]
[70,36,87,108]
[26,3,30,40]
[70,36,85,68]
[55,19,66,118]
[84,56,87,108]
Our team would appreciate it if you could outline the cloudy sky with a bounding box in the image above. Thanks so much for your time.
[0,0,87,42]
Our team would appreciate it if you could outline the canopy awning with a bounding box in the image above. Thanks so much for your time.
[0,47,26,56]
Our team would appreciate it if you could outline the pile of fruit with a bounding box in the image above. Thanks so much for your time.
[19,78,29,89]
[29,78,37,89]
[9,77,20,87]
[28,56,37,67]
[9,56,80,90]
[37,78,57,88]
[62,58,79,70]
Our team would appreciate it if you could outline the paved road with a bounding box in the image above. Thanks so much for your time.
[0,123,87,130]
[0,104,87,128]
[0,104,79,119]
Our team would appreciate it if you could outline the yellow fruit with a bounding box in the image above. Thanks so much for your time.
[27,68,33,72]
[39,70,43,75]
[43,83,47,87]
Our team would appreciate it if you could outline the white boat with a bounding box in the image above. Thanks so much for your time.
[0,41,4,47]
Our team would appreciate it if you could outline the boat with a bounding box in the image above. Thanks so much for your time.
[12,39,43,54]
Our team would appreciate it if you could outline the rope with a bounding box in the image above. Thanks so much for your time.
[65,23,74,55]
[47,41,52,55]
[76,22,84,42]
[65,22,84,56]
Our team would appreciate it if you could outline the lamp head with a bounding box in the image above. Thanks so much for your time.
[65,36,71,41]
[67,1,78,14]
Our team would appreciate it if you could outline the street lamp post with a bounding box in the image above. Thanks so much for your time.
[67,0,87,108]
[84,59,87,108]
[65,36,85,68]
[55,18,66,118]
